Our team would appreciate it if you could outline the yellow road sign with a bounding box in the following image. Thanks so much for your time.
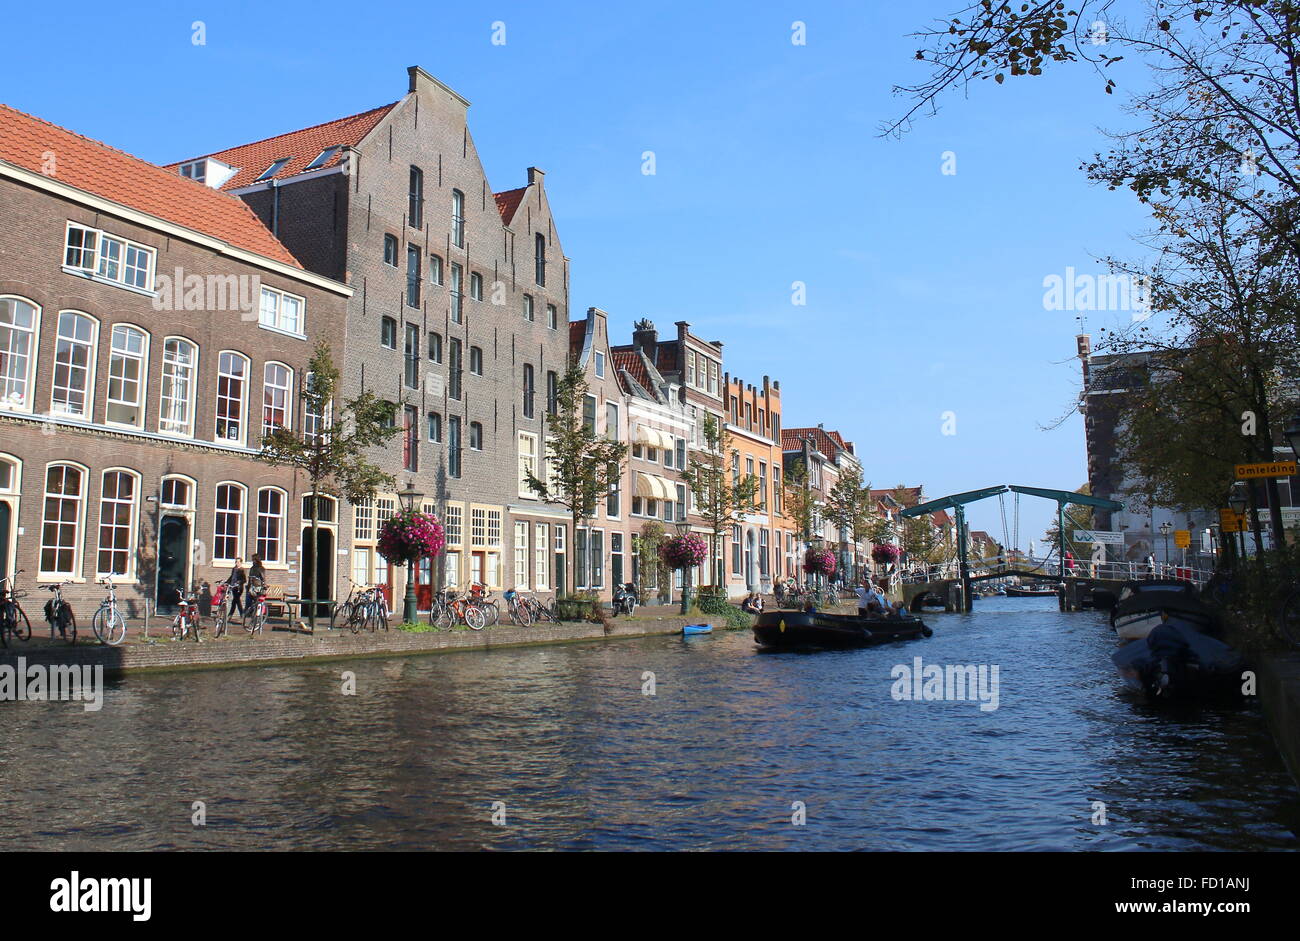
[1219,509,1247,532]
[1234,460,1296,479]
[1174,529,1191,548]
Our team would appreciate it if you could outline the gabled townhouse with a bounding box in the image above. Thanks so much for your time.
[0,104,351,614]
[566,307,630,599]
[170,66,573,609]
[783,425,864,580]
[721,373,793,598]
[611,320,697,603]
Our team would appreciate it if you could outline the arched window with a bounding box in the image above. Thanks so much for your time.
[97,469,138,576]
[40,463,85,575]
[0,296,39,412]
[160,474,194,509]
[0,454,18,493]
[214,483,245,562]
[51,311,98,418]
[106,325,148,427]
[214,351,248,443]
[534,232,546,286]
[159,337,198,435]
[262,362,293,437]
[256,487,286,564]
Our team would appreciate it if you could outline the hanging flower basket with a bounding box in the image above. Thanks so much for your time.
[804,547,837,576]
[871,543,901,565]
[377,509,445,565]
[659,533,708,571]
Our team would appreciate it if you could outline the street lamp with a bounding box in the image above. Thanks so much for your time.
[809,533,825,593]
[676,521,692,615]
[1158,521,1171,571]
[398,481,424,625]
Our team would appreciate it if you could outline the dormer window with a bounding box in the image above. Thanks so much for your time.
[306,147,339,170]
[179,161,206,183]
[256,158,291,182]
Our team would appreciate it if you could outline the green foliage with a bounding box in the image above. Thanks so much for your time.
[678,414,761,584]
[397,621,437,633]
[694,590,752,630]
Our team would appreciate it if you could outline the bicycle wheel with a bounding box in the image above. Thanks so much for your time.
[1280,590,1300,648]
[94,609,126,646]
[480,600,500,626]
[9,604,31,642]
[461,604,485,631]
[62,608,77,645]
[247,606,267,636]
[212,605,228,639]
[171,616,185,640]
[331,601,353,631]
[509,602,533,627]
[433,604,453,631]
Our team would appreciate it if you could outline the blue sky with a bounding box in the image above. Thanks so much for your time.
[4,0,1156,542]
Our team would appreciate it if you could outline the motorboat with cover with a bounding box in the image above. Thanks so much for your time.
[753,610,931,649]
[1112,617,1245,700]
[1109,579,1218,642]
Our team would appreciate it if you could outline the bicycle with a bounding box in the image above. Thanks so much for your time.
[90,577,127,646]
[522,594,560,624]
[345,585,390,633]
[0,571,32,647]
[502,588,534,627]
[429,589,486,631]
[43,582,76,644]
[210,578,237,639]
[466,581,499,626]
[245,578,269,636]
[332,578,366,631]
[170,587,203,642]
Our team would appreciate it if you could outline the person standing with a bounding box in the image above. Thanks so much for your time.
[249,554,267,588]
[228,557,247,618]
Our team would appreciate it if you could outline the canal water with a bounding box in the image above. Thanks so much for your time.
[2,596,1297,850]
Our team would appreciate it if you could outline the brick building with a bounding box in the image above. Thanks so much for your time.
[0,104,351,615]
[172,66,573,608]
[783,425,864,580]
[722,373,791,598]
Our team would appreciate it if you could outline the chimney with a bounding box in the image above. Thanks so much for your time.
[528,167,546,186]
[632,319,658,354]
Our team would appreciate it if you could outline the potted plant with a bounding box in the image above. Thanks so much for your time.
[803,547,837,577]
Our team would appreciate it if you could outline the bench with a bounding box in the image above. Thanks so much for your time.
[262,584,287,617]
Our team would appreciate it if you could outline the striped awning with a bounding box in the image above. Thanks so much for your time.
[635,471,676,500]
[635,424,675,450]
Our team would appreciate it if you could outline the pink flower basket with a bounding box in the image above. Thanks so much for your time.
[803,548,837,576]
[659,533,709,571]
[871,544,901,565]
[377,510,446,565]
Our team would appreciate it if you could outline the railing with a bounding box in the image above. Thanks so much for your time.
[899,556,1215,587]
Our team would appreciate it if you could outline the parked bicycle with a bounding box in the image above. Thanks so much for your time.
[502,588,534,627]
[466,581,499,626]
[0,571,32,647]
[43,582,76,644]
[90,577,127,646]
[170,587,203,642]
[244,577,269,636]
[331,578,366,631]
[344,583,390,634]
[210,576,237,639]
[429,588,486,631]
[521,594,560,624]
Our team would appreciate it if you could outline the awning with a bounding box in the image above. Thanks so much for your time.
[635,424,675,450]
[635,472,676,500]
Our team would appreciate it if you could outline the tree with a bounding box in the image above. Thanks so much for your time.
[782,457,817,542]
[524,364,627,595]
[824,465,872,578]
[1043,485,1099,564]
[678,414,760,591]
[258,341,399,629]
[631,520,670,601]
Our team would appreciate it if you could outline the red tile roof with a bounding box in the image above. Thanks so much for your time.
[0,103,303,268]
[168,102,397,191]
[493,186,527,224]
[870,487,924,506]
[783,426,846,457]
[568,319,587,358]
[613,350,653,395]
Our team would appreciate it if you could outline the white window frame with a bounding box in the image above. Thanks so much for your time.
[216,350,250,445]
[0,296,40,413]
[160,473,196,510]
[214,482,246,564]
[96,467,139,579]
[258,285,306,337]
[518,431,538,498]
[39,461,87,580]
[514,520,529,590]
[262,362,294,438]
[256,486,287,565]
[105,324,149,429]
[159,336,198,437]
[63,222,155,294]
[50,310,99,420]
[534,522,549,591]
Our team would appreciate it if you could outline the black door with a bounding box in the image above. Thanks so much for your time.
[300,527,333,618]
[156,515,189,612]
[0,501,11,583]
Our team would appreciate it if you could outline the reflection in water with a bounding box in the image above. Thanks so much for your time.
[1,596,1296,850]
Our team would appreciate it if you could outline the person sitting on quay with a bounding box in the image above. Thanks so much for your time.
[740,593,764,615]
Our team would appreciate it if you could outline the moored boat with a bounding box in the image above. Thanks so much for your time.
[1005,585,1058,597]
[1111,617,1245,701]
[682,623,712,636]
[1109,579,1218,642]
[752,610,932,650]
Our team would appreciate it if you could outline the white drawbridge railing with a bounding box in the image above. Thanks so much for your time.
[898,556,1215,587]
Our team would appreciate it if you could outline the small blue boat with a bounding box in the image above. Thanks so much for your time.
[682,624,712,636]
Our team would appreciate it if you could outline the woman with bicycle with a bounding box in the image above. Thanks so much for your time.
[226,558,248,620]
